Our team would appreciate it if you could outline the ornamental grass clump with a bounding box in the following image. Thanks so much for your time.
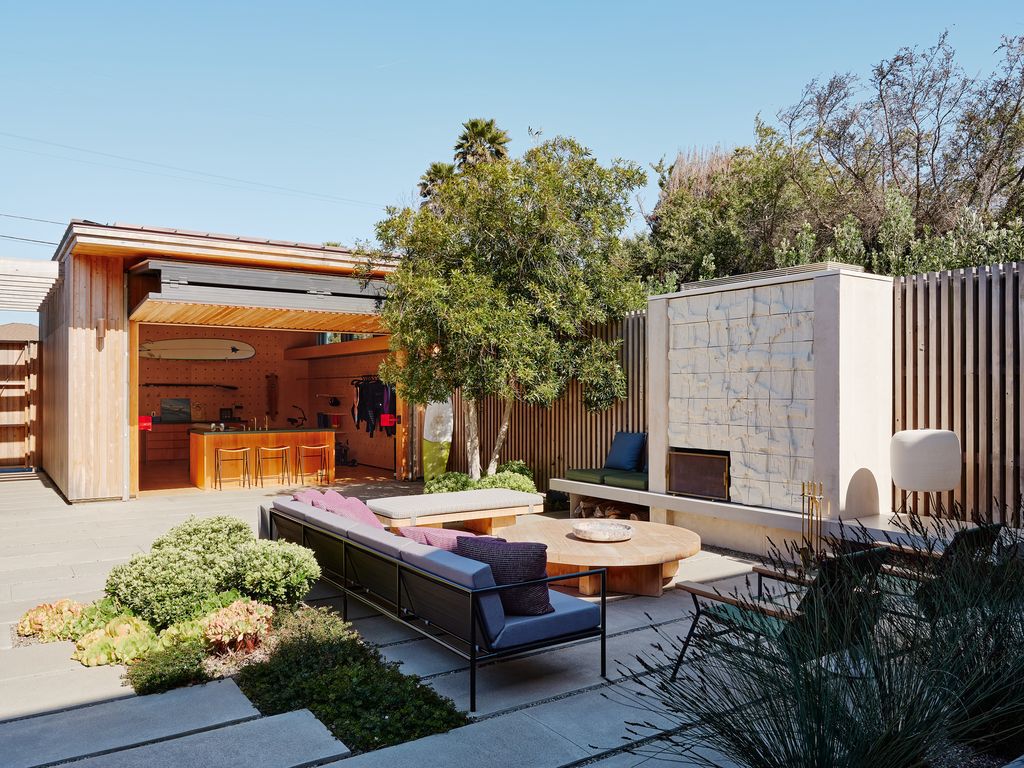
[616,514,1024,768]
[229,540,320,606]
[202,599,274,654]
[17,599,83,642]
[105,549,217,628]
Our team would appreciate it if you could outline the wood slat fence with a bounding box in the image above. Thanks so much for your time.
[449,312,647,491]
[894,263,1023,523]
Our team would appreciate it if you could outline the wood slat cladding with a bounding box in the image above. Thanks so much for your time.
[0,340,39,467]
[130,299,383,333]
[448,312,647,491]
[893,263,1023,523]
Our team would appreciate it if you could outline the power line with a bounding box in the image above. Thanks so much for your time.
[0,130,386,209]
[0,212,65,226]
[0,233,58,245]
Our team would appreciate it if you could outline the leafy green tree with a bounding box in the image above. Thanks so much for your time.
[373,128,646,478]
[453,118,510,168]
[417,162,455,201]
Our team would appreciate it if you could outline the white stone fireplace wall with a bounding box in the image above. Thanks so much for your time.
[666,280,815,512]
[647,265,895,545]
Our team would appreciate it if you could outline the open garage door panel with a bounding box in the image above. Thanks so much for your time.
[128,259,385,332]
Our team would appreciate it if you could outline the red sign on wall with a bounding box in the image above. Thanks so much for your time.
[139,415,153,432]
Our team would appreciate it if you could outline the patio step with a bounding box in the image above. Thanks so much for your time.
[0,678,258,768]
[62,709,350,767]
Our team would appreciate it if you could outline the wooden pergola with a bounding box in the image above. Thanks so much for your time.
[0,259,58,312]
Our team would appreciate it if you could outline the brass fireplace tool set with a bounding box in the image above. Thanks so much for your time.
[799,481,828,570]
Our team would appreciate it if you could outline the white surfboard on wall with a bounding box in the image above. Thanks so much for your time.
[139,338,256,361]
[422,399,454,481]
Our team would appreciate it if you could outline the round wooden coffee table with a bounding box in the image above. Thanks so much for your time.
[502,517,701,597]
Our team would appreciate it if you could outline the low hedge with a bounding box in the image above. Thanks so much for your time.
[237,607,466,752]
[424,469,537,495]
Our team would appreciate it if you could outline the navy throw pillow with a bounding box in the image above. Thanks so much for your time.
[604,431,647,471]
[455,537,554,616]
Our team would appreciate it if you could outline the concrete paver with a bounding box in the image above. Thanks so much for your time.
[67,709,350,768]
[0,679,257,767]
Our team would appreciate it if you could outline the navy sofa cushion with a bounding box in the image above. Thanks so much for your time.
[300,507,366,538]
[402,548,506,643]
[347,525,419,559]
[604,432,647,471]
[492,590,601,649]
[455,538,553,616]
[272,497,316,521]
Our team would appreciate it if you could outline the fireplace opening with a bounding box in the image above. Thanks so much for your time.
[668,448,730,502]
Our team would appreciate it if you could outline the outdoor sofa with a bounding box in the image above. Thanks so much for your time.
[566,430,649,490]
[259,496,607,711]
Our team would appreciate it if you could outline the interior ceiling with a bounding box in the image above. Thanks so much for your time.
[130,298,384,333]
[0,259,59,312]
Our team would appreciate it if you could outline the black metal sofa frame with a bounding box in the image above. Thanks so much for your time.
[266,505,607,711]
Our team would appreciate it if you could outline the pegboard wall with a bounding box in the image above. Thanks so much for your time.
[308,351,395,470]
[139,326,316,426]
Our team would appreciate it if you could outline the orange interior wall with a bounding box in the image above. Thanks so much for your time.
[139,326,316,427]
[307,351,395,470]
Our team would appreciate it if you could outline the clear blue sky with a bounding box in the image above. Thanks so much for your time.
[1,1,1021,324]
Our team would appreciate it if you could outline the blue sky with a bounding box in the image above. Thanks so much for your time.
[1,1,1020,323]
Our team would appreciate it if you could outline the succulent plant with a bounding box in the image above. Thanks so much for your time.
[17,599,84,641]
[202,599,274,654]
[68,598,122,641]
[71,615,157,667]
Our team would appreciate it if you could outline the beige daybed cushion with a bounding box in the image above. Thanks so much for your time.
[367,488,544,522]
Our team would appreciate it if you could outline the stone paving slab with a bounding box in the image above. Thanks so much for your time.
[0,590,104,623]
[427,626,671,716]
[0,678,257,767]
[66,709,350,768]
[329,712,588,768]
[0,640,82,680]
[0,664,132,722]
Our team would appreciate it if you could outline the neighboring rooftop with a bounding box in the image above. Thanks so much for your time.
[0,322,38,341]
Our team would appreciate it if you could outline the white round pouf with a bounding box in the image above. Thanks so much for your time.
[890,429,961,492]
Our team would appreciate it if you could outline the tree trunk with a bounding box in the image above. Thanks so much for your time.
[464,397,482,480]
[485,398,514,476]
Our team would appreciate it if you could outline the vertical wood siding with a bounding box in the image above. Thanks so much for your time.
[0,340,39,467]
[893,263,1022,523]
[449,312,647,491]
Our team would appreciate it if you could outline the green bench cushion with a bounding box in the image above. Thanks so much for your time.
[565,467,608,484]
[602,470,649,491]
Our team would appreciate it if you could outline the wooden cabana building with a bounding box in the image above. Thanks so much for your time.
[38,220,409,503]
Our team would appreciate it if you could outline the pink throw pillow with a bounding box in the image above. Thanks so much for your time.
[320,490,384,529]
[399,527,476,551]
[293,489,324,506]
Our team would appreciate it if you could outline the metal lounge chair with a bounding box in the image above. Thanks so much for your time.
[670,546,889,680]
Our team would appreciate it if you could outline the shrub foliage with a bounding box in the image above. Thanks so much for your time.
[106,549,217,629]
[151,516,253,586]
[230,540,320,605]
[424,470,537,495]
[126,640,211,695]
[238,607,467,752]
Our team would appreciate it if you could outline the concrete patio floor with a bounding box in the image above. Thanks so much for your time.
[0,469,754,767]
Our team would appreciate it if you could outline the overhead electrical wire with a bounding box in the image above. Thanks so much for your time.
[0,212,65,226]
[0,233,59,245]
[0,131,386,209]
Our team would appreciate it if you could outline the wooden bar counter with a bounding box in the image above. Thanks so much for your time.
[189,428,335,489]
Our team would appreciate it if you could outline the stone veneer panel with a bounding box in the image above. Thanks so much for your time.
[667,281,815,512]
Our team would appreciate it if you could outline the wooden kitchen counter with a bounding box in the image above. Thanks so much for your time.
[189,429,335,489]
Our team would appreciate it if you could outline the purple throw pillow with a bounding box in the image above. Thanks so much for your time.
[455,537,554,616]
[293,489,324,506]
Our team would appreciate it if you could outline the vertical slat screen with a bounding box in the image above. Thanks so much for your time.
[893,263,1023,523]
[449,311,647,492]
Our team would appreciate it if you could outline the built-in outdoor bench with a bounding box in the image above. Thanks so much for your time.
[259,497,606,712]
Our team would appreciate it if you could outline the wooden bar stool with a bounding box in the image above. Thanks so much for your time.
[255,445,291,487]
[215,447,252,489]
[296,444,330,485]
